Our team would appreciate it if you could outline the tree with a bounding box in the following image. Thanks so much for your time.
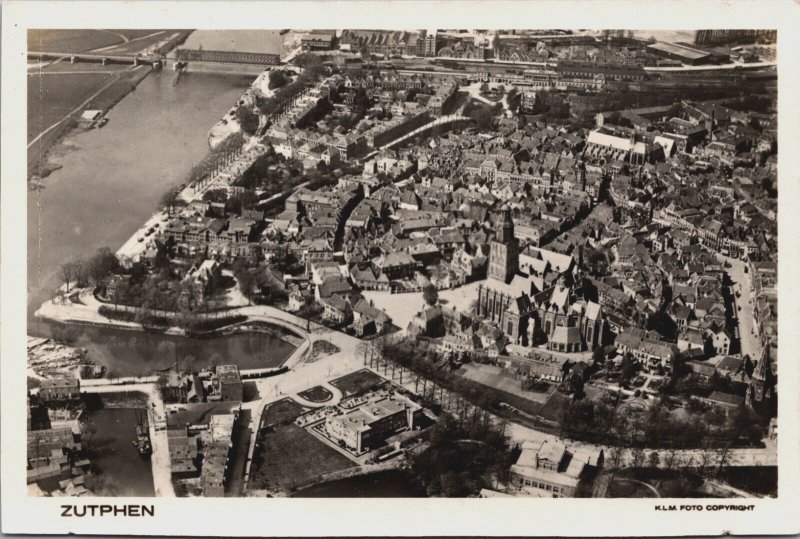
[59,262,75,293]
[88,247,121,284]
[469,107,494,131]
[235,106,260,136]
[72,259,89,289]
[422,284,438,306]
[160,189,179,216]
[302,288,316,331]
[591,346,605,366]
[268,69,288,90]
[202,188,228,204]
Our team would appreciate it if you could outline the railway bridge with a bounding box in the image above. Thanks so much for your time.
[173,48,281,70]
[28,50,163,68]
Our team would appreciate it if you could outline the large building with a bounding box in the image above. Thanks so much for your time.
[646,42,711,66]
[476,280,604,352]
[583,128,658,165]
[38,376,80,403]
[214,365,243,402]
[324,391,422,453]
[488,204,519,284]
[510,440,603,497]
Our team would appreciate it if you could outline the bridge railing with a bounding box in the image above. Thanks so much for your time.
[175,49,280,66]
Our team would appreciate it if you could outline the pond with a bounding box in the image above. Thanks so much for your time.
[293,469,426,498]
[47,322,296,378]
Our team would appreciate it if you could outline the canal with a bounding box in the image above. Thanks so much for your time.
[50,322,296,377]
[82,406,155,497]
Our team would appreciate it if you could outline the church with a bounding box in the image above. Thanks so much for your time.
[476,205,605,353]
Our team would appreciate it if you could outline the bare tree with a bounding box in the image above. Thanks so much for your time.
[59,262,75,293]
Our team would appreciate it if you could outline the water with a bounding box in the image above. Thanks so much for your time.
[82,407,155,497]
[631,30,697,44]
[182,30,285,55]
[52,323,295,377]
[28,70,254,329]
[293,469,425,498]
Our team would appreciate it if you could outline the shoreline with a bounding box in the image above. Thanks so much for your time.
[28,65,154,182]
[37,300,304,345]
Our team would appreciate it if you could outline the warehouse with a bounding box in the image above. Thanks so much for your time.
[647,42,711,65]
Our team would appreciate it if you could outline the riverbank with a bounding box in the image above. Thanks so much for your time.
[28,65,153,181]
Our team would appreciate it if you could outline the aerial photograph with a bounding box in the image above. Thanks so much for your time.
[26,28,777,499]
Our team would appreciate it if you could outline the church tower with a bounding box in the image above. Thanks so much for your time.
[489,204,519,283]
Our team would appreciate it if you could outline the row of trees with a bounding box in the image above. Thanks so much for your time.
[59,247,121,293]
[185,131,247,191]
[560,391,764,449]
[255,54,326,119]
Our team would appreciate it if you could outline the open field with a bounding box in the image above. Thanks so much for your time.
[329,369,387,397]
[259,398,308,428]
[607,478,660,498]
[28,70,114,143]
[27,30,167,53]
[28,29,127,53]
[248,423,353,492]
[458,364,553,404]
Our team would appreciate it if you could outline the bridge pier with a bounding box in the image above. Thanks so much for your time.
[70,56,76,64]
[101,58,108,66]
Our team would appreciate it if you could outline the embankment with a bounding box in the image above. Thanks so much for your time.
[28,66,153,180]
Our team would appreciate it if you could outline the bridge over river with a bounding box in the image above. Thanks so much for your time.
[173,49,281,74]
[28,50,163,67]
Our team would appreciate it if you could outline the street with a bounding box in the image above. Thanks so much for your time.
[721,255,761,359]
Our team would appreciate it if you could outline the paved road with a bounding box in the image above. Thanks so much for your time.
[722,255,761,359]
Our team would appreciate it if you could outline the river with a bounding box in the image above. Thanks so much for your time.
[181,30,285,55]
[27,69,256,330]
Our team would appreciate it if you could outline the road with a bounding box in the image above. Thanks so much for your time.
[721,254,761,359]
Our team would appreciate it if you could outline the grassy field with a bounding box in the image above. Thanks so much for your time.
[260,398,309,428]
[28,30,124,53]
[458,364,553,404]
[329,369,387,397]
[248,424,353,492]
[27,29,166,53]
[607,477,660,498]
[28,70,114,143]
[297,386,334,403]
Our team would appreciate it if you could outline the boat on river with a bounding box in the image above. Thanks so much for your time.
[132,410,152,458]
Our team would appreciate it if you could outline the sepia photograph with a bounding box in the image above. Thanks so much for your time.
[3,1,800,536]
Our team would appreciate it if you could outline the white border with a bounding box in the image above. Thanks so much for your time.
[3,1,800,536]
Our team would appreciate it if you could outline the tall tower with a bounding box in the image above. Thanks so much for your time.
[489,204,519,283]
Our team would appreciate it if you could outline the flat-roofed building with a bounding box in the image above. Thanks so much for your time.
[647,42,711,65]
[215,365,243,402]
[510,440,603,497]
[324,392,422,453]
